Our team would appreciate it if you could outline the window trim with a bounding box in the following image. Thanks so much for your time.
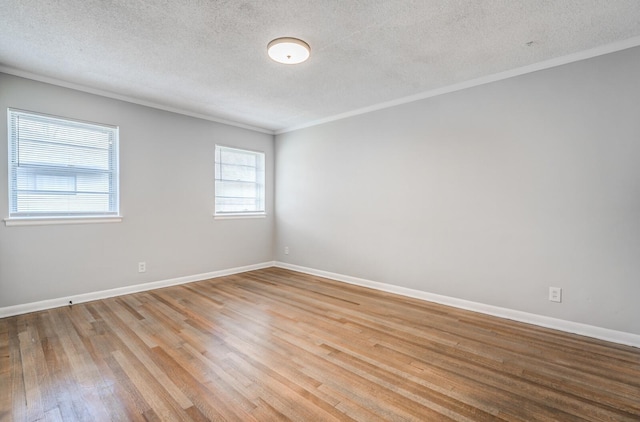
[214,144,266,218]
[6,108,121,224]
[213,213,267,220]
[4,216,123,227]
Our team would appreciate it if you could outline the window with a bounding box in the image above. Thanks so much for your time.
[7,109,119,220]
[215,145,265,216]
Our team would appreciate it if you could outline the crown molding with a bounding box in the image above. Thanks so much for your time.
[0,66,275,135]
[276,36,640,135]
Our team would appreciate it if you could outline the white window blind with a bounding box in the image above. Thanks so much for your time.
[8,109,119,218]
[215,145,265,215]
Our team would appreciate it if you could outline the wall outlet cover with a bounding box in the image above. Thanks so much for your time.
[549,287,562,303]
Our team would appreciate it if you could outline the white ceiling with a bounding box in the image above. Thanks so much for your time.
[2,1,640,133]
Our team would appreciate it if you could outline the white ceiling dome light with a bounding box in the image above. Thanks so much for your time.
[267,37,310,64]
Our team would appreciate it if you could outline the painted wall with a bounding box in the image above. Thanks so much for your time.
[0,74,274,307]
[275,47,640,335]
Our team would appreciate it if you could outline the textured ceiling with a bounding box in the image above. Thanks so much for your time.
[1,1,640,133]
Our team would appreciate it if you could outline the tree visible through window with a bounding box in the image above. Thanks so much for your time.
[8,109,119,218]
[215,145,265,215]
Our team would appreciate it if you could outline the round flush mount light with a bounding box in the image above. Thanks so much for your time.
[267,37,310,64]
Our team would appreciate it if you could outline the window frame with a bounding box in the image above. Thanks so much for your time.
[214,144,266,218]
[5,108,121,226]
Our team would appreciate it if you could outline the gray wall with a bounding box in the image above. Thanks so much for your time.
[275,47,640,335]
[3,47,640,336]
[0,73,274,307]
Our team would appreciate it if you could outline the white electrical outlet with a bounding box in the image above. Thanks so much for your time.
[284,246,289,255]
[138,262,146,273]
[549,287,562,303]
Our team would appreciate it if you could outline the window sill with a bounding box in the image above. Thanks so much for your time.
[4,216,123,227]
[214,213,266,220]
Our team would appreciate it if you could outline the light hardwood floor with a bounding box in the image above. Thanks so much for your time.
[1,267,639,421]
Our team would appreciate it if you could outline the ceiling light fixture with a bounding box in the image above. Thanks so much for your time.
[267,37,310,64]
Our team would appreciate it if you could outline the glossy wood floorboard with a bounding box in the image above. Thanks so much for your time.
[1,267,639,421]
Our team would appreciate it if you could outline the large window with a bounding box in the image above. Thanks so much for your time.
[215,145,265,216]
[7,109,119,220]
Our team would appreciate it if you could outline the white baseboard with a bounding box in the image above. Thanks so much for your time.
[274,261,640,348]
[0,261,275,318]
[3,260,638,348]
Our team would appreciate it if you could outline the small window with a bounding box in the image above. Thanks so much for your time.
[7,109,119,219]
[215,145,265,216]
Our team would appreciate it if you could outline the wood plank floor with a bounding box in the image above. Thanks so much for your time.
[1,267,639,421]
